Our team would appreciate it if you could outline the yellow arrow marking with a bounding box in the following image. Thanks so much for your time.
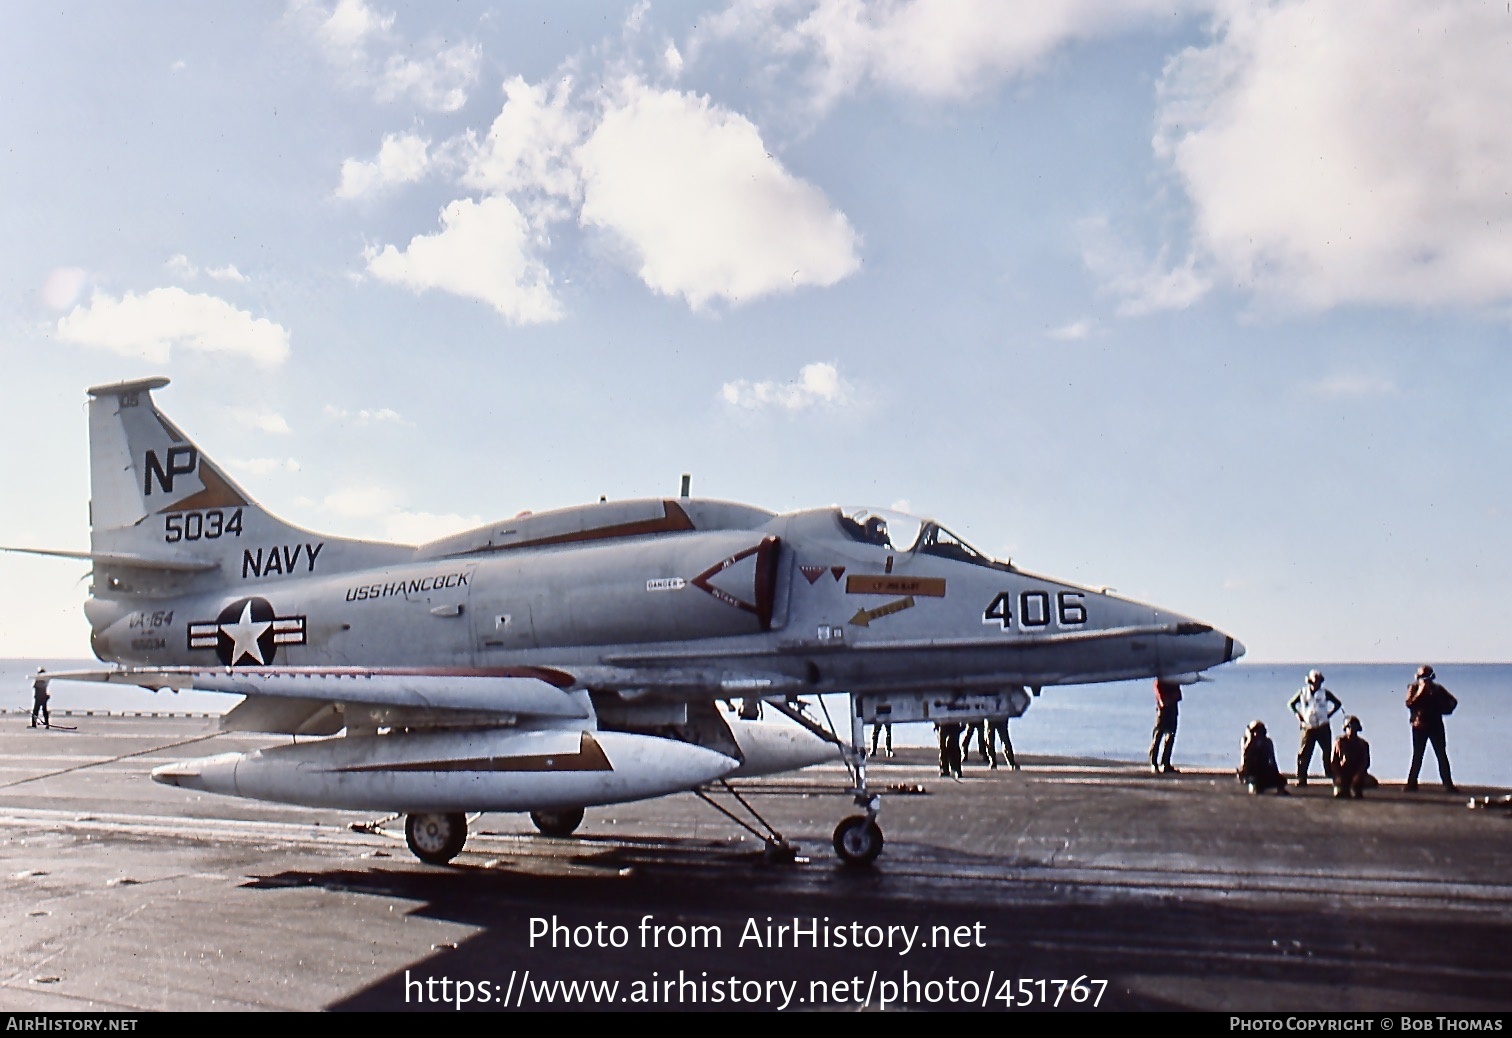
[849,596,916,628]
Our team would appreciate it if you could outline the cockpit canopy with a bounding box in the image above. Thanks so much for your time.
[835,507,1012,571]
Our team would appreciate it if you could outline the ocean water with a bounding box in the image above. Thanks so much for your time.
[885,662,1510,790]
[5,659,1507,789]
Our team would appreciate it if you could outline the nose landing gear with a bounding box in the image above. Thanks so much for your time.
[833,813,884,866]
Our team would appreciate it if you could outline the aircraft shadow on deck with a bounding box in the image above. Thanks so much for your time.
[234,849,1512,1012]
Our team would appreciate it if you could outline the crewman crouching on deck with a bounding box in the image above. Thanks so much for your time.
[1330,715,1372,799]
[1238,720,1289,795]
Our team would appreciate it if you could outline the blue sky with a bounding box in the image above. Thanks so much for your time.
[2,0,1508,662]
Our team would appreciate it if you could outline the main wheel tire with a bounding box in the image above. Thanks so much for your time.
[405,812,468,865]
[832,815,884,867]
[529,807,585,838]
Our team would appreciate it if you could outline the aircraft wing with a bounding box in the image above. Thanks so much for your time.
[37,665,591,720]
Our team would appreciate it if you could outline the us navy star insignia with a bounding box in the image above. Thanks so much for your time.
[188,596,306,666]
[222,600,271,664]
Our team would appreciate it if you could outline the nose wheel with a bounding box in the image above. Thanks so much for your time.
[833,815,884,866]
[779,694,887,866]
[405,812,469,865]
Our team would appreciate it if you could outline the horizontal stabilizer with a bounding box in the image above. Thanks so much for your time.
[0,546,93,562]
[92,551,221,573]
[0,546,220,573]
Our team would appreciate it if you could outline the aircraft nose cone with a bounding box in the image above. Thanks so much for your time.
[1228,635,1247,662]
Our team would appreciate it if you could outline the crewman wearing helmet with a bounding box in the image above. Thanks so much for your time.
[1238,719,1289,796]
[1330,715,1372,799]
[1405,665,1457,793]
[1288,669,1342,786]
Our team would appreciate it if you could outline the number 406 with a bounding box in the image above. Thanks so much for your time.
[983,590,1086,629]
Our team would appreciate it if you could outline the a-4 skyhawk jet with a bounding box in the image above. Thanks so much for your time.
[13,378,1243,867]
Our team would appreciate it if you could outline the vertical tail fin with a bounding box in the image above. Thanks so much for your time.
[86,377,410,600]
[89,377,246,536]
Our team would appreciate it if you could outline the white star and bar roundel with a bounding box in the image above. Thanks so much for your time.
[188,597,307,666]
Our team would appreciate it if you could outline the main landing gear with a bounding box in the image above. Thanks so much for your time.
[404,812,469,865]
[375,808,581,864]
[529,807,585,837]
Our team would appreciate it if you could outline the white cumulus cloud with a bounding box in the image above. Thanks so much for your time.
[55,287,290,367]
[376,42,481,114]
[232,409,293,435]
[365,195,562,323]
[710,0,1203,112]
[227,457,302,477]
[1156,0,1512,312]
[315,0,393,53]
[385,510,484,544]
[337,132,433,199]
[317,483,400,520]
[357,40,864,318]
[664,42,684,77]
[324,404,403,425]
[295,0,479,113]
[462,76,586,221]
[1047,318,1098,341]
[207,264,247,283]
[577,79,861,309]
[167,254,250,283]
[1077,216,1212,316]
[347,77,584,320]
[720,361,853,411]
[308,482,478,543]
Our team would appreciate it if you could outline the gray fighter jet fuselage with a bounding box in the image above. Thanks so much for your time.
[88,497,1238,699]
[27,378,1245,866]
